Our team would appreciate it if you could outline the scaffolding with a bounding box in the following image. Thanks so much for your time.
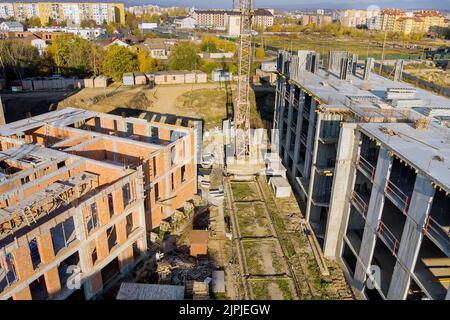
[0,172,99,238]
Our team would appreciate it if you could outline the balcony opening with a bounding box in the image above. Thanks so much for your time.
[30,275,49,300]
[29,238,41,270]
[351,170,372,218]
[107,226,118,252]
[309,206,328,244]
[101,257,120,286]
[319,119,340,146]
[360,134,379,167]
[342,240,357,276]
[316,143,337,171]
[0,253,18,294]
[346,207,365,253]
[51,217,76,255]
[407,278,429,300]
[58,252,80,290]
[380,198,406,246]
[312,174,332,205]
[425,189,450,256]
[386,157,416,213]
[371,238,397,297]
[414,236,449,300]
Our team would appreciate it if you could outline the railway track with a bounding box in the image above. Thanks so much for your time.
[224,175,302,300]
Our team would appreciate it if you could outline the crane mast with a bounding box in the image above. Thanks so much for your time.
[234,0,253,159]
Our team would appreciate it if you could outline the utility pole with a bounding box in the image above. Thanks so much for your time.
[379,29,387,75]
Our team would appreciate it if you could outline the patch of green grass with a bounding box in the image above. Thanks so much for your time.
[250,280,294,300]
[236,202,272,237]
[213,292,228,300]
[230,182,260,202]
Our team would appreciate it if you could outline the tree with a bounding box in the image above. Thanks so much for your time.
[102,45,138,81]
[137,49,161,73]
[47,34,94,76]
[255,46,265,59]
[168,43,203,71]
[23,16,41,28]
[0,40,43,81]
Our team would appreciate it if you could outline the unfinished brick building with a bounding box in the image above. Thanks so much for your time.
[0,108,199,300]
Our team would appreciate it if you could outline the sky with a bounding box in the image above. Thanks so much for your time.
[124,0,450,10]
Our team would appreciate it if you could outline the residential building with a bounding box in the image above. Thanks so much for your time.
[0,2,125,26]
[0,21,24,32]
[138,23,158,33]
[28,27,106,40]
[141,38,178,60]
[0,107,199,300]
[273,50,450,299]
[193,8,274,30]
[300,14,333,26]
[174,16,196,30]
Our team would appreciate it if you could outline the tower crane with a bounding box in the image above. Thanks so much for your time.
[234,0,253,159]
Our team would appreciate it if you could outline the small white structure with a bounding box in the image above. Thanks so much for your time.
[212,69,232,82]
[228,15,241,36]
[31,38,48,56]
[175,16,196,29]
[261,61,277,72]
[269,177,292,198]
[0,21,24,32]
[212,271,225,293]
[139,22,158,33]
[28,27,105,40]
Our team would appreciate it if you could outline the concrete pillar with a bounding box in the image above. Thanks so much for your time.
[354,147,392,290]
[291,91,305,179]
[387,174,435,300]
[305,111,322,223]
[283,84,294,164]
[323,123,359,258]
[303,99,317,175]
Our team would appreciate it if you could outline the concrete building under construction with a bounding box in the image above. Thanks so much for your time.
[0,108,199,300]
[273,50,450,300]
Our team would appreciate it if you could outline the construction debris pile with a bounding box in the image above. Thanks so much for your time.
[156,247,218,286]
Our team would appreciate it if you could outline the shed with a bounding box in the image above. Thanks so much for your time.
[154,71,185,85]
[133,72,147,85]
[123,72,135,86]
[22,79,33,91]
[84,77,95,88]
[94,76,108,88]
[269,176,292,198]
[184,71,196,84]
[190,230,209,257]
[116,283,185,300]
[212,270,225,293]
[194,71,207,83]
[212,69,232,82]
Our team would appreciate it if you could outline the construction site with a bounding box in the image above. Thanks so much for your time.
[0,2,449,302]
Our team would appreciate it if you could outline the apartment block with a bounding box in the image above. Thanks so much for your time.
[0,108,199,300]
[329,121,450,300]
[192,8,274,30]
[273,50,450,299]
[0,2,125,26]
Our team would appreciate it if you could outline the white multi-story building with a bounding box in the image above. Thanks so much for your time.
[62,3,81,25]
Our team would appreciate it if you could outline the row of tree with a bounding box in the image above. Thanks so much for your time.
[0,34,266,83]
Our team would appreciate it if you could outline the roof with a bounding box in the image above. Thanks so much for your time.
[0,21,23,28]
[360,122,450,193]
[190,230,209,244]
[116,283,185,300]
